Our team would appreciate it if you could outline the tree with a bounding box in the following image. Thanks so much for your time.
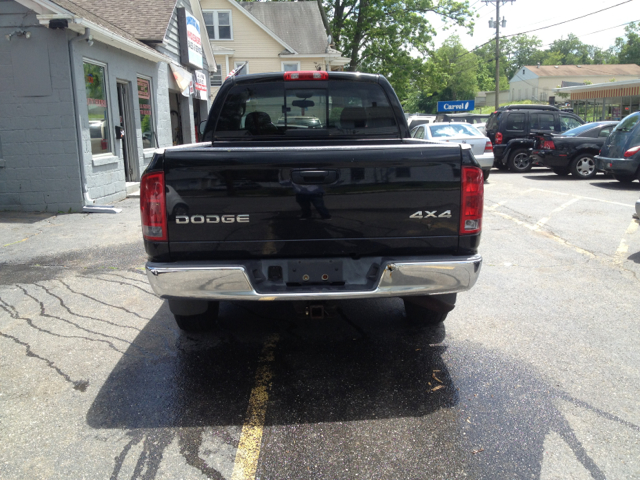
[473,39,509,90]
[501,34,546,80]
[408,35,478,112]
[613,22,640,65]
[324,0,474,98]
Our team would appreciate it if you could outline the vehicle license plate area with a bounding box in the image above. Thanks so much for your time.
[287,259,344,285]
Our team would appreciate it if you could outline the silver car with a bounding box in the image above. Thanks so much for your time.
[411,122,495,180]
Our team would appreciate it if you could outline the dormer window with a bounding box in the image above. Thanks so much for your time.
[203,10,232,40]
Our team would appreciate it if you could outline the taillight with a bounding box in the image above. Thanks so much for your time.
[542,140,555,150]
[484,140,493,153]
[460,166,484,235]
[623,146,640,157]
[140,171,167,241]
[284,71,329,81]
[495,132,503,145]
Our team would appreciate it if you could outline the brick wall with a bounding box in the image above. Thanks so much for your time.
[0,1,83,212]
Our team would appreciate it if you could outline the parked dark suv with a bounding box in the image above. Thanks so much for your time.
[485,105,584,172]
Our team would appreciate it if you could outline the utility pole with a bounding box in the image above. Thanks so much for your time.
[486,1,514,110]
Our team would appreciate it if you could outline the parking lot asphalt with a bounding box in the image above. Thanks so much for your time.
[1,171,639,479]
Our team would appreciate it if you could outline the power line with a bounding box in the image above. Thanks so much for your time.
[500,0,635,39]
[580,18,640,38]
[451,1,638,63]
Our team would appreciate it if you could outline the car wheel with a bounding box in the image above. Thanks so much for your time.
[508,149,533,173]
[169,299,220,332]
[570,154,597,179]
[613,174,635,184]
[552,167,570,176]
[402,294,456,325]
[482,168,491,181]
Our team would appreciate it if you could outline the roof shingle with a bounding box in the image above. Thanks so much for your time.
[238,1,328,54]
[525,64,640,77]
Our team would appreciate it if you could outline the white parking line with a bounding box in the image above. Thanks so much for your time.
[534,198,580,230]
[530,188,634,208]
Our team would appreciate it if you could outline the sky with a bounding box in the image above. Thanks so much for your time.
[430,0,640,55]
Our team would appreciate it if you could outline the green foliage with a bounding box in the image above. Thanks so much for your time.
[473,99,544,114]
[324,0,474,98]
[407,35,478,113]
[613,22,640,65]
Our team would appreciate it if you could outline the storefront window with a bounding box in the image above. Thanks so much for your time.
[84,62,111,155]
[594,99,604,122]
[137,77,156,149]
[630,96,640,116]
[606,97,622,121]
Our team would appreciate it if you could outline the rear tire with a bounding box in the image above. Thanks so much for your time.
[402,293,457,325]
[614,174,635,184]
[570,154,597,179]
[508,149,533,173]
[482,168,491,181]
[552,167,570,176]
[169,299,220,332]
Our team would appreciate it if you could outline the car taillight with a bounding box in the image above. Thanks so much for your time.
[623,145,640,157]
[284,71,329,81]
[495,132,503,145]
[140,171,167,241]
[542,140,555,150]
[460,166,484,235]
[484,140,493,153]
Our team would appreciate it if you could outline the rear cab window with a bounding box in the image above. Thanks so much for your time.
[214,80,399,140]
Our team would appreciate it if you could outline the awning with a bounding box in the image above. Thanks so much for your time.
[170,63,194,97]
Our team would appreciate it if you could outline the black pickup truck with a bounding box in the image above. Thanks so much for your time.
[140,71,483,331]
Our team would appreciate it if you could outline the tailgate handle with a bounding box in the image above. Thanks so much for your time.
[292,170,338,185]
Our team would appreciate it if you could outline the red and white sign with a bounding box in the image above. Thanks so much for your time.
[194,70,207,100]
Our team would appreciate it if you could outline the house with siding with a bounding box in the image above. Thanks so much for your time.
[0,0,216,212]
[201,0,350,96]
[509,64,640,103]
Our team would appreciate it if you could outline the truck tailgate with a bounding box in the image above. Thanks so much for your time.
[163,143,462,260]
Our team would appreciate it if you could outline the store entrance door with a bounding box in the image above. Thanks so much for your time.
[116,82,138,181]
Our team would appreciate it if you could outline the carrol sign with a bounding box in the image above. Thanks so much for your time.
[437,100,475,113]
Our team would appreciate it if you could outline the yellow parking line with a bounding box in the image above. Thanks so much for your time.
[614,220,639,264]
[489,210,595,258]
[231,334,279,480]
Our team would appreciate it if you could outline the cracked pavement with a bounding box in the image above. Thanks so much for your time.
[1,173,640,479]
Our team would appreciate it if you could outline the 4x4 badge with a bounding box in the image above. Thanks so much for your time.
[409,210,452,219]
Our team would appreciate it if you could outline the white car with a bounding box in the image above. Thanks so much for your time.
[410,122,494,180]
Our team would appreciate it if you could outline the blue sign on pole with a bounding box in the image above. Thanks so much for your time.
[437,100,475,113]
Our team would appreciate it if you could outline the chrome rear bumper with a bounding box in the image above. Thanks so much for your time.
[145,255,482,301]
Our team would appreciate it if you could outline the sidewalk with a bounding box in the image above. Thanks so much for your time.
[0,198,143,265]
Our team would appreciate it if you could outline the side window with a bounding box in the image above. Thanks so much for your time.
[84,61,112,156]
[415,127,424,139]
[560,115,582,132]
[598,127,613,137]
[530,113,555,131]
[203,10,232,40]
[210,64,223,87]
[137,77,156,149]
[505,113,525,131]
